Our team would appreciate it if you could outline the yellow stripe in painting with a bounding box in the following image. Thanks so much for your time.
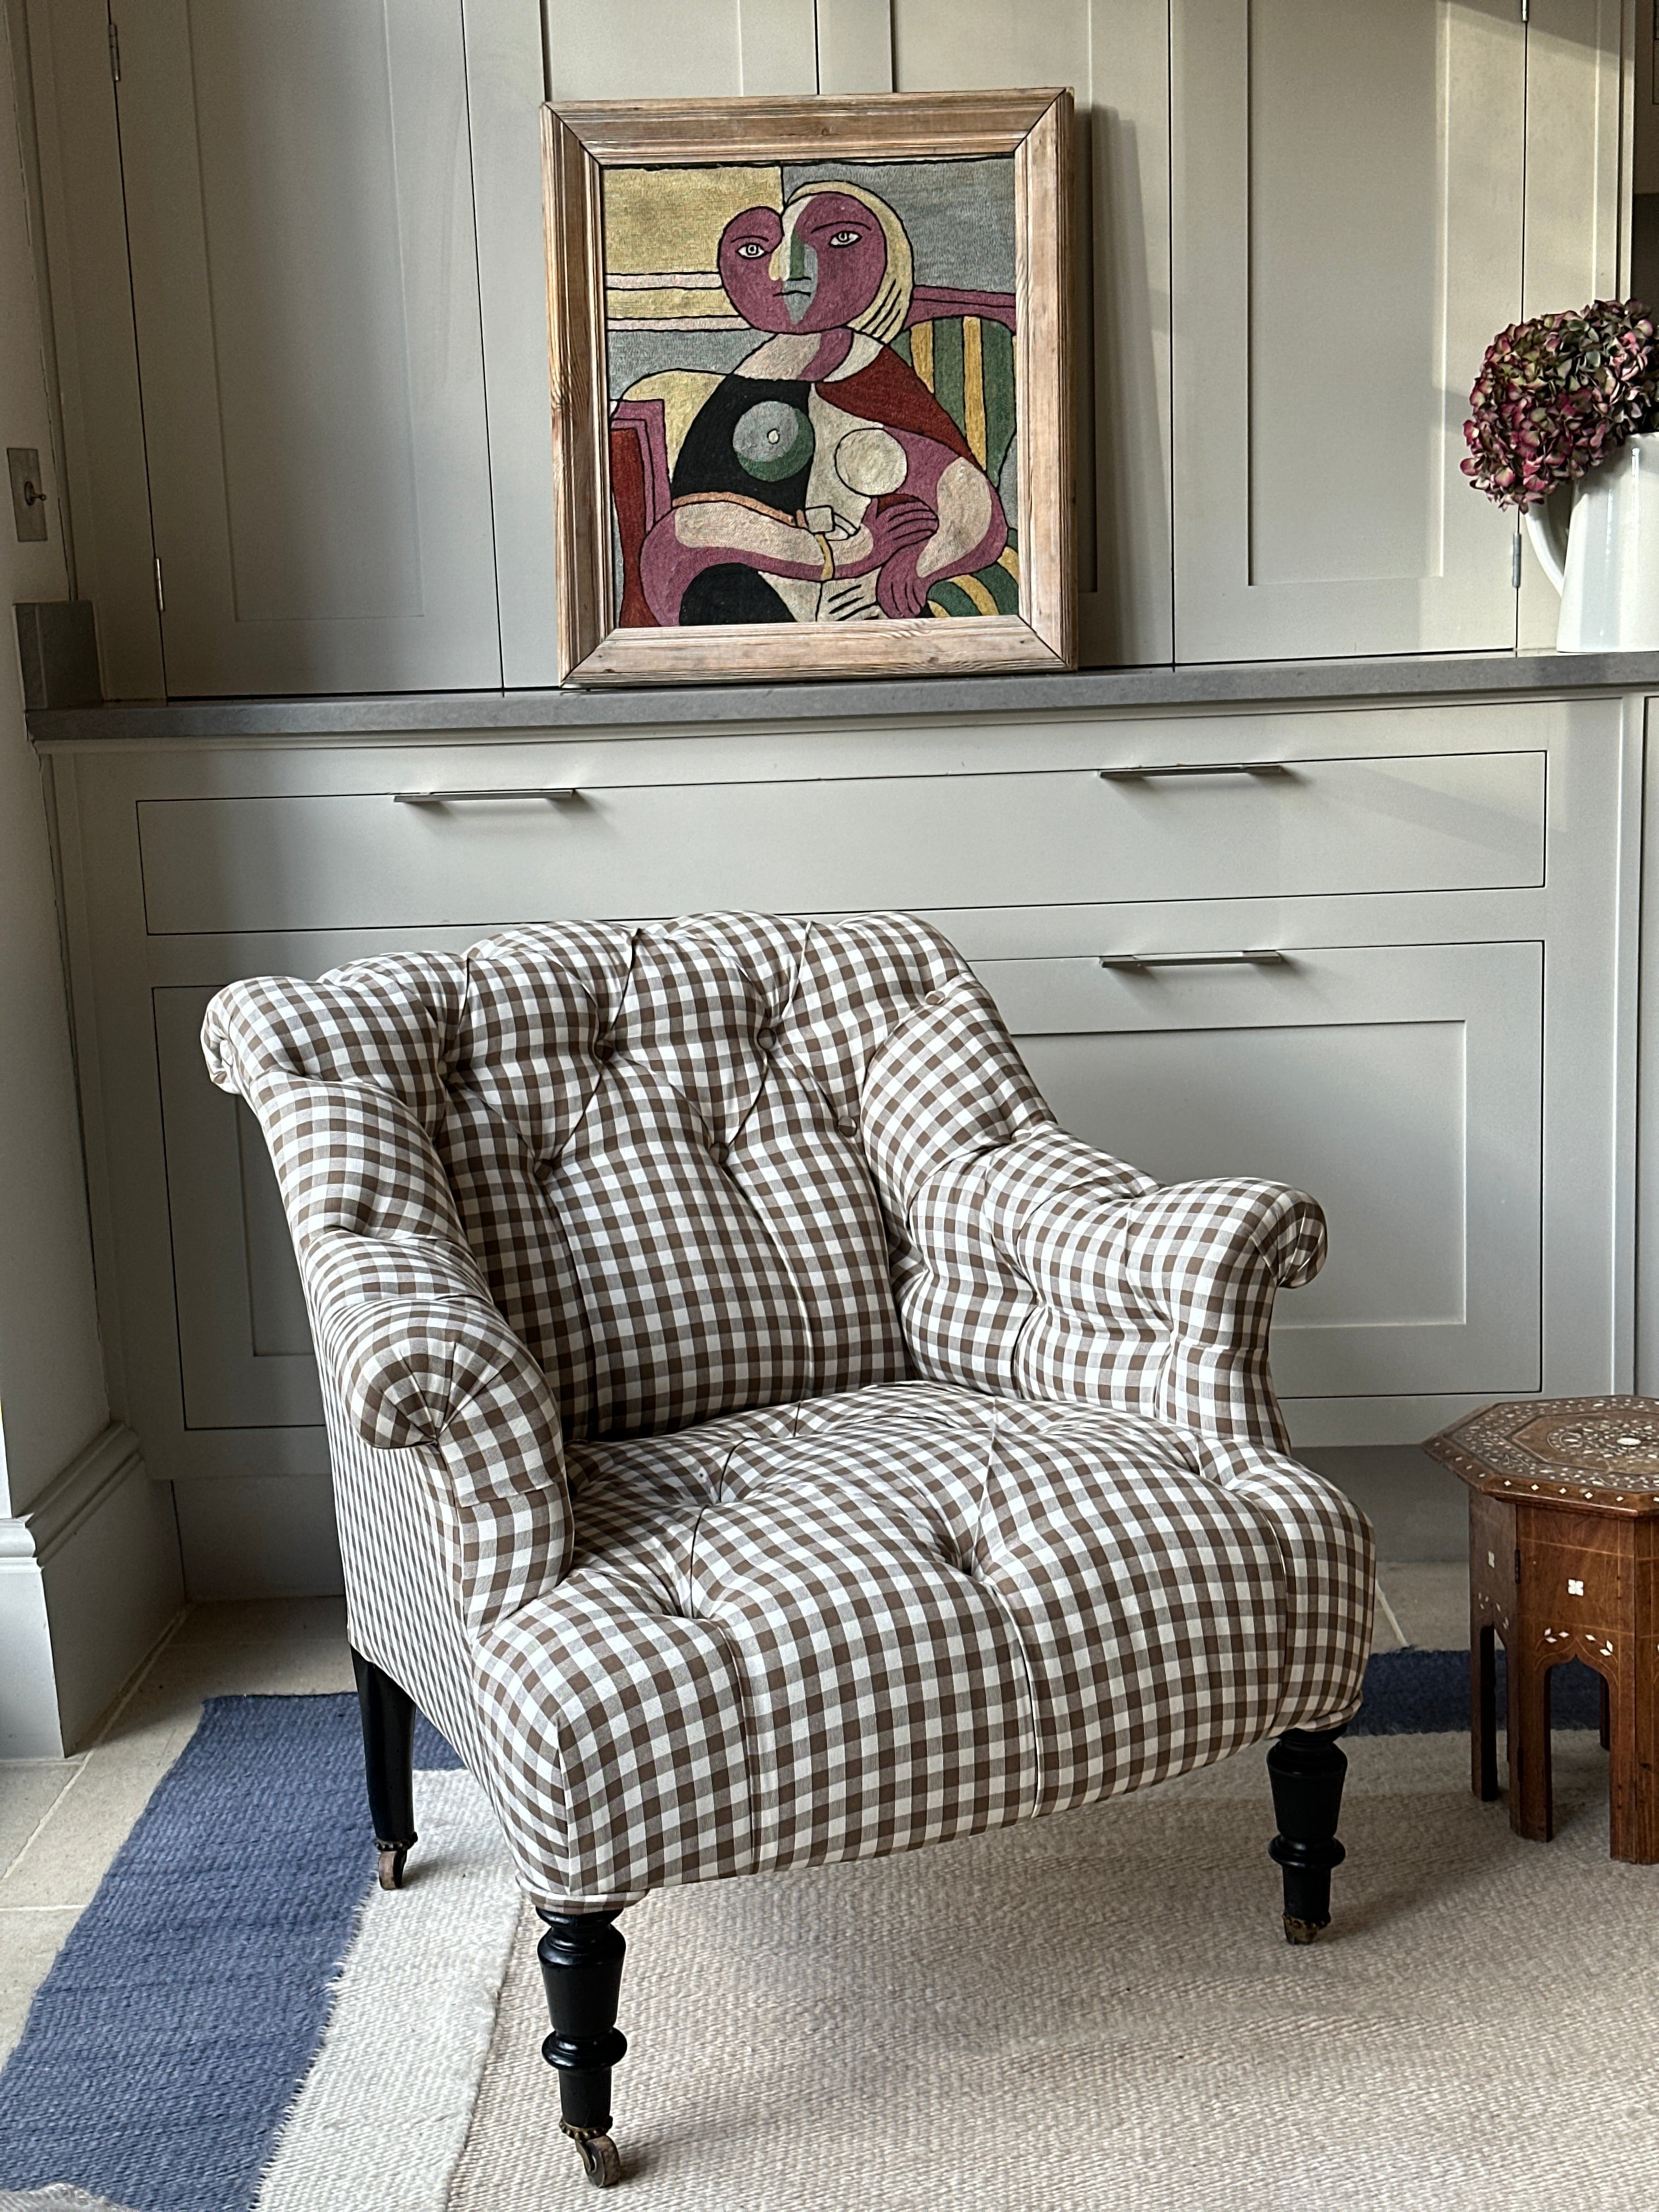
[928,599,951,617]
[606,286,738,321]
[962,318,986,464]
[997,545,1020,581]
[950,572,1000,616]
[911,320,934,391]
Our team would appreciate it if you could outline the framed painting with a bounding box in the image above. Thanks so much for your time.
[543,90,1074,686]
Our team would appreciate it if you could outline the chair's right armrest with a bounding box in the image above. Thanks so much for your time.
[304,1227,575,1630]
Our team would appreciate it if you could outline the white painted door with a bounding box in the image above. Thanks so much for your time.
[983,941,1544,1407]
[1171,0,1526,661]
[114,0,502,695]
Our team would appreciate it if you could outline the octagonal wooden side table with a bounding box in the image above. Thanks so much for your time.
[1424,1396,1659,1865]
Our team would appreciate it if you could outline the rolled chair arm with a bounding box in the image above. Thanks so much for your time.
[304,1229,575,1628]
[1107,1176,1328,1307]
[204,975,574,1627]
[1018,1172,1327,1446]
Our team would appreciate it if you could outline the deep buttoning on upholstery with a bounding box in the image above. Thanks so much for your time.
[202,912,1373,1909]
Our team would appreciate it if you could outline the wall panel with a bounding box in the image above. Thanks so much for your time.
[1172,0,1525,661]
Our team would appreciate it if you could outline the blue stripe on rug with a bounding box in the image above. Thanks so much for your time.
[0,1695,458,2212]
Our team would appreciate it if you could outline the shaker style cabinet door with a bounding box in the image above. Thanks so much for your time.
[1171,0,1525,661]
[543,0,815,98]
[112,1,502,695]
[154,988,323,1431]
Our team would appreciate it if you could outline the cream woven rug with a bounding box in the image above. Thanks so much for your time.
[447,1731,1658,2211]
[11,1727,1654,2212]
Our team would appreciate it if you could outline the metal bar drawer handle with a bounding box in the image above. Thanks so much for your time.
[392,787,580,803]
[1100,950,1288,970]
[1097,761,1289,780]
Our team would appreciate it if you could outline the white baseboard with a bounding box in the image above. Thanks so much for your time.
[0,1423,184,1755]
[0,1558,64,1757]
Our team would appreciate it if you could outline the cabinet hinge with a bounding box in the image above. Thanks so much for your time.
[153,556,163,615]
[108,21,121,84]
[1519,0,1528,21]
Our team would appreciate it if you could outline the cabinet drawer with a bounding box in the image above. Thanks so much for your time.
[138,748,1545,934]
[984,938,1543,1403]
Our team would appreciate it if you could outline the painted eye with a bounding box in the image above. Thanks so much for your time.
[734,241,767,259]
[828,228,861,247]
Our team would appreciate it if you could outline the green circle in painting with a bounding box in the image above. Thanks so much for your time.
[732,400,815,481]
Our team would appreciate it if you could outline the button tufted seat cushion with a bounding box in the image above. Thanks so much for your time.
[202,912,1373,1911]
[479,1381,1368,1906]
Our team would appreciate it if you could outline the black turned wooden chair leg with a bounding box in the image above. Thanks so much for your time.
[351,1647,417,1891]
[1267,1725,1348,1945]
[538,1910,628,2188]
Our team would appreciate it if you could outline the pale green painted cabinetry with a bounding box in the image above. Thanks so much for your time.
[39,692,1635,1594]
[20,1,1628,697]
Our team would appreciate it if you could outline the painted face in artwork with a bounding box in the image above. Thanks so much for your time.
[718,191,888,334]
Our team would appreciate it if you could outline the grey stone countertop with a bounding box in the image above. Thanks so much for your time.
[27,646,1659,744]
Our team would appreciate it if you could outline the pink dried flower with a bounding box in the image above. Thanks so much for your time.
[1463,298,1658,510]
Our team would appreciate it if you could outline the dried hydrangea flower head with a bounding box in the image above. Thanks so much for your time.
[1463,297,1657,510]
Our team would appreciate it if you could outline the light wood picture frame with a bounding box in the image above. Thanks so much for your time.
[543,89,1074,687]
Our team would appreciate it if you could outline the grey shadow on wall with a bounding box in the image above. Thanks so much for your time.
[1091,108,1170,668]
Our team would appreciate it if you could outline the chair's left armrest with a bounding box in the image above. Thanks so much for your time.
[204,979,573,1630]
[900,1117,1326,1447]
[1024,1171,1327,1447]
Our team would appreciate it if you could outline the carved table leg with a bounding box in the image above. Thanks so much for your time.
[1506,1648,1554,1843]
[1468,1489,1514,1804]
[351,1647,417,1889]
[539,1909,628,2187]
[1472,1624,1499,1803]
[1605,1630,1659,1864]
[1267,1726,1348,1944]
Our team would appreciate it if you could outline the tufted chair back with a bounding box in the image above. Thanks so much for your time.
[203,912,1065,1441]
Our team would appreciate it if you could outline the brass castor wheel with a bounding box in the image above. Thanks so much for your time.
[1282,1913,1328,1946]
[376,1843,409,1891]
[565,2125,622,2187]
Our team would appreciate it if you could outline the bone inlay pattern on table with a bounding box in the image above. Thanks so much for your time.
[1516,1413,1659,1474]
[1427,1396,1659,1509]
[1426,1395,1659,1864]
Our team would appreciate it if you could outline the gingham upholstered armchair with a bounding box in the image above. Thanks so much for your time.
[202,913,1373,2188]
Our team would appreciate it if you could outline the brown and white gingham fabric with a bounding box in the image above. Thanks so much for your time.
[202,913,1373,1910]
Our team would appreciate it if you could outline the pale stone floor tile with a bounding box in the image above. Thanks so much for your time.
[1376,1559,1470,1650]
[0,1764,83,1881]
[0,1600,353,1971]
[0,1906,81,2067]
[170,1596,347,1647]
[1,1714,202,1912]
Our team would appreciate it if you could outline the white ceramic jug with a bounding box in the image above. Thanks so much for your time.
[1525,430,1659,651]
